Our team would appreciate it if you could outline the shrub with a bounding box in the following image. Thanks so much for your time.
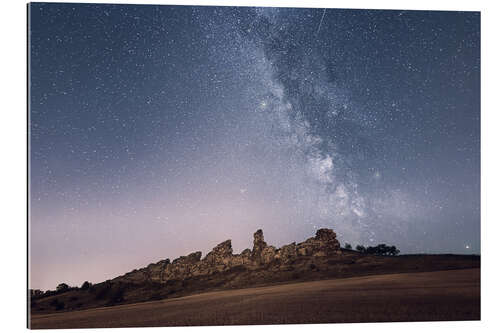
[105,284,126,306]
[344,243,352,250]
[81,281,91,290]
[30,289,43,298]
[355,245,366,253]
[359,244,400,256]
[49,298,65,311]
[94,282,112,300]
[56,283,69,293]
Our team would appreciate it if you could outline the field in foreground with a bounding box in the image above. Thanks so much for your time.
[30,268,479,328]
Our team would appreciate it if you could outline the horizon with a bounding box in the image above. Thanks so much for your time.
[31,226,480,292]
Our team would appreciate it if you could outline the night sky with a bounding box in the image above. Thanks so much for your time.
[29,3,480,290]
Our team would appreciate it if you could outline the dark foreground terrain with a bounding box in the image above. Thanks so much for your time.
[30,268,480,328]
[29,229,480,328]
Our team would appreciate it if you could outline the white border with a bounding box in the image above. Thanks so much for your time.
[1,0,498,332]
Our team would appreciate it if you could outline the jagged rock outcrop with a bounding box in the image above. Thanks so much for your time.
[251,229,277,265]
[204,240,233,265]
[252,229,267,254]
[276,242,297,264]
[296,228,341,257]
[117,228,342,284]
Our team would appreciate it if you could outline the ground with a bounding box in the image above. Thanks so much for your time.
[30,268,479,328]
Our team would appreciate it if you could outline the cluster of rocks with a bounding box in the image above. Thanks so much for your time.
[119,228,341,284]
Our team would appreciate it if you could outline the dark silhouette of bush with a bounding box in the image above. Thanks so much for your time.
[363,244,400,256]
[42,289,56,298]
[94,281,112,300]
[102,283,128,306]
[49,298,65,311]
[387,245,400,256]
[30,289,44,301]
[91,280,127,305]
[81,281,91,290]
[56,283,69,293]
[355,245,366,253]
[344,243,352,250]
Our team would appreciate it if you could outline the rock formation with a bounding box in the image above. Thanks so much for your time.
[118,228,342,285]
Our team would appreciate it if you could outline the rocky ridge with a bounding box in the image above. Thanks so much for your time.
[30,228,480,314]
[117,228,341,284]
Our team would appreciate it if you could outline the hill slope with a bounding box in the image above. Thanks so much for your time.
[30,228,480,315]
[30,268,480,328]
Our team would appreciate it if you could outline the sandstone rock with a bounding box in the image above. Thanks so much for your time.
[251,229,279,264]
[228,255,244,266]
[315,228,337,242]
[241,248,252,257]
[261,246,277,264]
[296,229,341,257]
[315,228,341,255]
[151,228,341,283]
[172,251,202,265]
[297,246,310,256]
[234,249,253,266]
[278,242,297,263]
[204,240,233,265]
[252,229,267,255]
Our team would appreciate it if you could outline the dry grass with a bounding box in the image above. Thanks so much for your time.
[30,268,480,329]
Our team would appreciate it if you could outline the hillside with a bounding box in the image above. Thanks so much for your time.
[30,228,480,315]
[31,268,480,328]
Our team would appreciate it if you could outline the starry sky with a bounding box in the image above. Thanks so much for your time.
[29,3,480,290]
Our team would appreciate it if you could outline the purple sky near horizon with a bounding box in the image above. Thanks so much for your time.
[29,4,480,291]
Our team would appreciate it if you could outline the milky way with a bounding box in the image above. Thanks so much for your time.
[29,4,480,290]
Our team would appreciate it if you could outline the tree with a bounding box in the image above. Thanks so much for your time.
[344,243,352,250]
[363,244,400,256]
[30,289,43,298]
[388,246,400,256]
[56,283,69,292]
[355,245,366,253]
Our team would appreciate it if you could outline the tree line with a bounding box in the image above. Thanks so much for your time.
[343,243,400,256]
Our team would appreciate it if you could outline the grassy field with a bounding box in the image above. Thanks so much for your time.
[30,268,480,328]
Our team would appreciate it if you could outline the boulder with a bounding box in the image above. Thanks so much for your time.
[315,228,337,242]
[277,242,297,263]
[204,240,233,265]
[315,228,341,255]
[296,229,341,257]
